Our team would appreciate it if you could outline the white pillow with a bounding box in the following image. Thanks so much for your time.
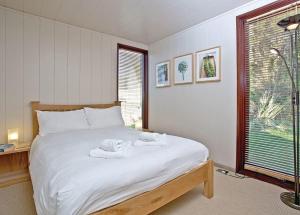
[37,109,89,136]
[84,106,125,129]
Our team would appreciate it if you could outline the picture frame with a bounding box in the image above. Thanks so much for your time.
[195,46,221,83]
[155,61,171,87]
[173,53,194,85]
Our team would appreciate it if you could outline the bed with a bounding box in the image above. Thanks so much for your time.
[30,101,214,215]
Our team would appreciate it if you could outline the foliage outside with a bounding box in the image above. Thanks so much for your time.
[247,12,297,175]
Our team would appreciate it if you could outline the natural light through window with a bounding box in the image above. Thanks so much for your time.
[118,49,143,129]
[245,8,297,177]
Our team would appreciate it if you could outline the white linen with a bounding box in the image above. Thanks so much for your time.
[89,146,131,159]
[138,132,160,141]
[134,133,168,146]
[97,139,131,152]
[84,106,124,129]
[29,126,209,215]
[36,109,89,136]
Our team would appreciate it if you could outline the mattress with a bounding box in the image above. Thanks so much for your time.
[29,126,209,215]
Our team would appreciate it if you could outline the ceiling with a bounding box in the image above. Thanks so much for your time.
[0,0,253,44]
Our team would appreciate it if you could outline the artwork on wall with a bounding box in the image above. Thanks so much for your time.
[195,47,221,82]
[173,54,193,85]
[156,61,170,87]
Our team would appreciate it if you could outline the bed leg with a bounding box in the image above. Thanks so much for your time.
[203,160,214,199]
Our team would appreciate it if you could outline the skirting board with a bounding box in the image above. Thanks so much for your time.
[214,162,235,172]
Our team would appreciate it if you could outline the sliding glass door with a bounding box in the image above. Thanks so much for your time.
[237,1,299,187]
[117,44,148,129]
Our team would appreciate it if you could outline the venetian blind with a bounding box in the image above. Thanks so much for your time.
[118,49,143,128]
[245,5,300,180]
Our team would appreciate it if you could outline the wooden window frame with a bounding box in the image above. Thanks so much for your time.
[236,0,297,189]
[117,43,149,129]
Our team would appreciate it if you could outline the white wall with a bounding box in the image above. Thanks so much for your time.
[0,6,147,144]
[148,0,276,169]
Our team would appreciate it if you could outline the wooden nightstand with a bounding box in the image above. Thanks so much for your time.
[0,143,31,188]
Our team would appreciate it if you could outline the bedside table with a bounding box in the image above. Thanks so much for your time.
[0,142,31,188]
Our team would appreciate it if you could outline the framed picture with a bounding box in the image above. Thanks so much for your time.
[195,46,221,82]
[156,61,170,87]
[173,54,193,85]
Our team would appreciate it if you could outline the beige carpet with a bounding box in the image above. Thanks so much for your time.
[0,169,298,215]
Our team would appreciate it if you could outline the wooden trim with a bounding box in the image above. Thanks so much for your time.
[143,49,149,129]
[91,160,214,215]
[239,169,294,190]
[244,164,297,183]
[0,144,30,156]
[31,101,121,140]
[0,169,30,188]
[236,0,297,20]
[236,12,247,173]
[117,44,148,55]
[203,159,214,198]
[236,0,297,188]
[117,44,149,129]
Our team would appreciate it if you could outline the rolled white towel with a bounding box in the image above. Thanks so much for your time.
[98,139,130,152]
[138,132,160,142]
[89,148,130,159]
[134,133,167,146]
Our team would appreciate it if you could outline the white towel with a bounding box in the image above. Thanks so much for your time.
[89,148,130,159]
[90,139,132,159]
[98,139,130,152]
[134,133,167,146]
[138,132,160,142]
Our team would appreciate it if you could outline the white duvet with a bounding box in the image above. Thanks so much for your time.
[29,126,209,215]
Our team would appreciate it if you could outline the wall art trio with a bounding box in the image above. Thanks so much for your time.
[155,46,221,87]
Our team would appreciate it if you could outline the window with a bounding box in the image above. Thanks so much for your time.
[117,44,148,129]
[237,1,299,188]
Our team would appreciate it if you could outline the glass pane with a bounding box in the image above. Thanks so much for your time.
[118,49,143,129]
[246,11,298,176]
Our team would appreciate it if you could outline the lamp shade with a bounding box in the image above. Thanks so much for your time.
[270,48,280,55]
[7,128,18,145]
[277,14,300,31]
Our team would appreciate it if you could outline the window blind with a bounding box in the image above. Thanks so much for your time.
[118,49,143,128]
[245,5,300,181]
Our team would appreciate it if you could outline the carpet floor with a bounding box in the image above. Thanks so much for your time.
[0,169,298,215]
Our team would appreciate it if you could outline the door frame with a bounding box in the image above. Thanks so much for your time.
[117,43,149,129]
[236,0,296,189]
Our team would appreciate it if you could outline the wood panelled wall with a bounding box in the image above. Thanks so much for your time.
[0,6,147,144]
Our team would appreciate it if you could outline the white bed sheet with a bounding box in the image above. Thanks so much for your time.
[29,126,209,215]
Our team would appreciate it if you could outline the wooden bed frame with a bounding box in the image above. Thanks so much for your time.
[31,101,214,215]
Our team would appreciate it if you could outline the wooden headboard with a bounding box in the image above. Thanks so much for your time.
[31,101,121,139]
